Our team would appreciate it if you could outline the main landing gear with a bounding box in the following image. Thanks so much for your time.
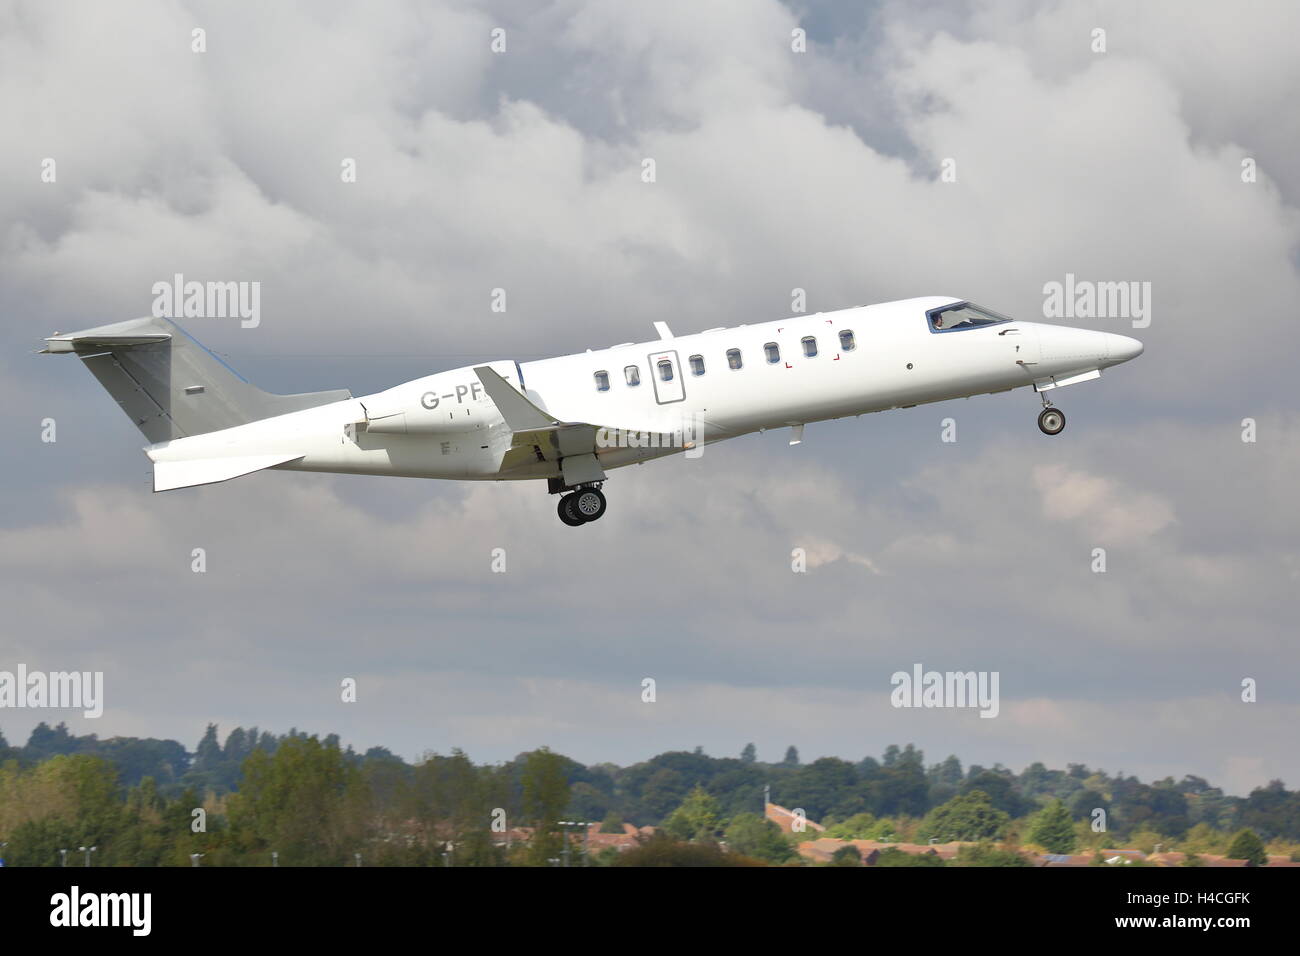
[1037,393,1066,436]
[556,485,607,526]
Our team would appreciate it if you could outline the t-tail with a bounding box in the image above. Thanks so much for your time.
[41,316,351,442]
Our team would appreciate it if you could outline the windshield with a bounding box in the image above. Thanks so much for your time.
[927,301,1012,332]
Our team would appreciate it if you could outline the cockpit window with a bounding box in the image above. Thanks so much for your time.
[927,301,1012,332]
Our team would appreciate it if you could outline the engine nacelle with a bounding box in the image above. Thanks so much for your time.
[359,360,520,435]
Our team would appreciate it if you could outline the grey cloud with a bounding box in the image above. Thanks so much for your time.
[1,0,1297,794]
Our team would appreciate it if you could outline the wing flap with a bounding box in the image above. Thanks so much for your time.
[507,422,599,461]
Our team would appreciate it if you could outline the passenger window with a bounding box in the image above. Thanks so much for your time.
[802,336,817,358]
[625,365,641,386]
[727,348,742,370]
[764,342,780,364]
[594,370,610,392]
[657,359,674,382]
[689,354,705,376]
[839,329,856,351]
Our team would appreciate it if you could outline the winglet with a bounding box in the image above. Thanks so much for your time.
[473,367,556,431]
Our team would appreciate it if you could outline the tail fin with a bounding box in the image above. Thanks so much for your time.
[42,316,351,442]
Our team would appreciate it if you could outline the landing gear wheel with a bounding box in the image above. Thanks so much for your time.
[1038,406,1066,436]
[572,487,607,522]
[557,494,585,526]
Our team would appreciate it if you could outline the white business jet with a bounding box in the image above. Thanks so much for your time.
[42,297,1142,526]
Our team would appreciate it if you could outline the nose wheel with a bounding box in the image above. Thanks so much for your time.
[557,486,607,525]
[1037,405,1066,436]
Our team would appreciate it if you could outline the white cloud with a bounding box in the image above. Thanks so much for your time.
[1033,462,1176,543]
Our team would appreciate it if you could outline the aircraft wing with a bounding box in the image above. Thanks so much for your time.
[501,421,600,459]
[473,367,606,485]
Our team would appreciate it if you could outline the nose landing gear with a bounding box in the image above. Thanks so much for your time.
[556,485,607,525]
[1037,395,1066,436]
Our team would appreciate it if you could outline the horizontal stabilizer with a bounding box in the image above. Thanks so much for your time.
[42,331,172,353]
[151,453,304,492]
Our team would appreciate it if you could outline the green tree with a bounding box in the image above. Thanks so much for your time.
[1239,779,1300,840]
[663,785,722,842]
[6,817,86,867]
[830,844,862,866]
[1028,799,1076,853]
[869,745,929,817]
[635,766,690,821]
[614,831,763,866]
[193,723,222,771]
[953,842,1031,867]
[824,812,879,839]
[934,755,963,787]
[23,722,78,761]
[407,748,505,867]
[521,748,570,866]
[0,754,125,866]
[724,813,794,863]
[1069,788,1109,822]
[226,735,368,867]
[1180,821,1227,854]
[783,757,863,821]
[740,743,757,764]
[782,746,800,766]
[1225,828,1267,866]
[961,770,1030,817]
[401,749,508,865]
[918,790,1009,843]
[823,812,897,841]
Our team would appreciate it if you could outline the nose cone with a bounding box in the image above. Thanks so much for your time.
[1104,333,1144,365]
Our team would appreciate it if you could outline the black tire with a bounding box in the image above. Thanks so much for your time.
[572,487,607,522]
[557,494,585,526]
[1038,407,1066,436]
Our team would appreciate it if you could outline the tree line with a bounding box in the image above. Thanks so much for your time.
[0,725,1295,866]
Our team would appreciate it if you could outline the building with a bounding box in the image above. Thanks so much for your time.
[765,802,826,836]
[584,822,644,854]
[1038,853,1094,867]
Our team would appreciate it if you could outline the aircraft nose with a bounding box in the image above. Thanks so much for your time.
[1104,333,1144,364]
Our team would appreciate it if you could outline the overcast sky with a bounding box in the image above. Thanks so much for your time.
[2,0,1298,796]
